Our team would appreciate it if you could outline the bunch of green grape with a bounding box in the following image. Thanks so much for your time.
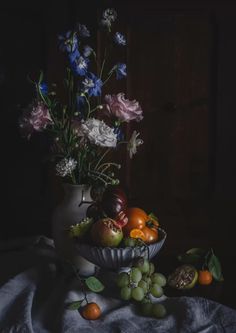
[116,257,167,318]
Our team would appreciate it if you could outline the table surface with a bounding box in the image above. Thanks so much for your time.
[0,236,235,333]
[155,250,236,310]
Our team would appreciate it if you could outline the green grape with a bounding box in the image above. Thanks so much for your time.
[141,302,153,316]
[150,284,164,298]
[138,280,148,294]
[141,259,150,274]
[149,263,155,275]
[134,258,150,274]
[152,303,167,318]
[141,297,151,304]
[130,267,142,283]
[120,286,132,301]
[117,272,129,288]
[131,287,145,301]
[151,273,167,287]
[124,237,136,247]
[143,276,152,286]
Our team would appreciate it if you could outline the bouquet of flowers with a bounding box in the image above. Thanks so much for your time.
[19,8,143,187]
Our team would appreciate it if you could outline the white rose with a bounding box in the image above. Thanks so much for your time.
[80,118,117,147]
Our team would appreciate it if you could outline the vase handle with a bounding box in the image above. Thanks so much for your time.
[78,188,94,207]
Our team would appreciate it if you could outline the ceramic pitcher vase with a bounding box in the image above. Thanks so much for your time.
[52,183,96,276]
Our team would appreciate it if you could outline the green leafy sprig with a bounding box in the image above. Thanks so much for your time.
[67,265,105,311]
[178,247,224,282]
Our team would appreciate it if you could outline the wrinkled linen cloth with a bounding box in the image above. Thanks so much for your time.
[0,236,236,333]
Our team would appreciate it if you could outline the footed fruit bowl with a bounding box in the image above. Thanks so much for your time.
[75,228,167,270]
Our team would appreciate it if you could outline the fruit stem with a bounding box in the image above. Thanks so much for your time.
[71,264,89,304]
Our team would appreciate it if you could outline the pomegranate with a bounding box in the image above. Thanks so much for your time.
[101,186,127,218]
[91,218,123,247]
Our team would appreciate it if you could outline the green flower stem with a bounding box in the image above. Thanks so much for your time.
[90,105,102,114]
[83,94,91,119]
[97,162,121,171]
[89,169,117,183]
[90,174,108,185]
[102,72,114,86]
[117,140,128,145]
[71,264,89,304]
[99,164,110,175]
[100,47,107,80]
[97,162,121,175]
[71,171,77,184]
[94,148,111,170]
[89,172,113,186]
[37,86,57,126]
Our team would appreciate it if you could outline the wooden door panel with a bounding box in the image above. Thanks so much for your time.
[115,12,213,213]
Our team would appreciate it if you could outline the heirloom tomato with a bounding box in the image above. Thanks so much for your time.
[142,226,158,244]
[101,186,127,218]
[123,207,159,244]
[123,208,148,235]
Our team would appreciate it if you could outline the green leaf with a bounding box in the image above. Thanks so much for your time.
[85,276,105,293]
[186,248,206,256]
[39,70,44,84]
[67,300,83,310]
[148,212,159,222]
[178,253,201,264]
[208,254,224,282]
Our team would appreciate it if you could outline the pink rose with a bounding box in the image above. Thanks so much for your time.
[104,93,143,122]
[19,102,53,138]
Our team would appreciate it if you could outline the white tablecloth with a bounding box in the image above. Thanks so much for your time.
[0,236,235,332]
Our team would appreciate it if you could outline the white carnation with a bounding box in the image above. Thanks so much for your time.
[80,118,117,147]
[56,158,77,177]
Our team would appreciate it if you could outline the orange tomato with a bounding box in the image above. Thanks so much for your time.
[81,302,101,320]
[123,208,148,235]
[198,270,213,285]
[124,207,160,244]
[130,228,146,241]
[142,226,158,244]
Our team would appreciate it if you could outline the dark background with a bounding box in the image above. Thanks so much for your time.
[1,0,236,305]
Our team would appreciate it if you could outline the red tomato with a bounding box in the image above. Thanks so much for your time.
[123,207,148,235]
[142,226,158,244]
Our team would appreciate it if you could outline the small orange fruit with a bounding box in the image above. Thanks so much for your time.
[130,228,146,241]
[198,270,213,285]
[81,302,101,320]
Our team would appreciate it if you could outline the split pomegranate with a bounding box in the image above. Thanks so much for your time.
[91,218,123,247]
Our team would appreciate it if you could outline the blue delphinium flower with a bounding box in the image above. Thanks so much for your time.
[70,55,89,76]
[38,82,48,95]
[114,32,126,46]
[82,73,102,97]
[76,95,86,110]
[68,49,80,63]
[58,31,78,53]
[114,126,124,142]
[77,24,90,38]
[83,45,93,58]
[115,63,127,79]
